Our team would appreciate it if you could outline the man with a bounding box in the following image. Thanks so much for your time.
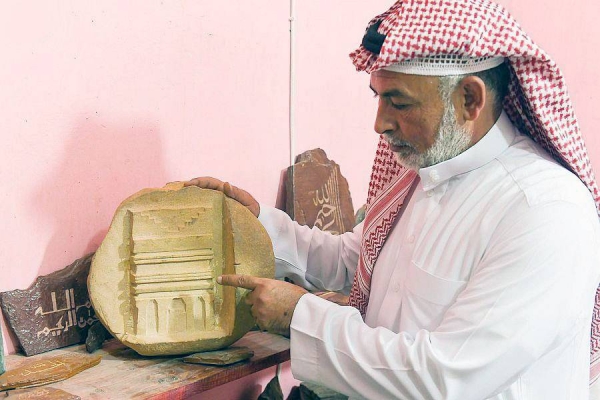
[186,0,600,398]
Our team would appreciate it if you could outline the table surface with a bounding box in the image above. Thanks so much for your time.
[4,331,290,399]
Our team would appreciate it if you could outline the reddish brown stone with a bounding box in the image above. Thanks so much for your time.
[0,353,101,391]
[4,387,80,399]
[286,149,355,235]
[0,254,97,356]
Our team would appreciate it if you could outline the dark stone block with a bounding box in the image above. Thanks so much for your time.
[299,382,348,400]
[257,375,283,400]
[85,321,111,354]
[286,149,355,235]
[0,254,98,356]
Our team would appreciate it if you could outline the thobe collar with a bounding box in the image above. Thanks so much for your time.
[419,112,516,191]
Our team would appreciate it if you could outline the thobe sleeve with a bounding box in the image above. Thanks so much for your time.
[257,205,362,293]
[289,201,600,400]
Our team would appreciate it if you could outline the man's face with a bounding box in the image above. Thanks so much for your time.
[370,69,471,169]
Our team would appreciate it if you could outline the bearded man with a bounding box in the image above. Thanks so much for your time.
[186,1,600,398]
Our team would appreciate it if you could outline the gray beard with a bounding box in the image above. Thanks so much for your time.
[391,101,472,170]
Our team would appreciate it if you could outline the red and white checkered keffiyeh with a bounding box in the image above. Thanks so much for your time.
[346,0,600,384]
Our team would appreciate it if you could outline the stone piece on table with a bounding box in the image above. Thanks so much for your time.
[4,387,81,399]
[0,353,101,391]
[84,321,110,354]
[88,183,274,356]
[299,381,348,400]
[182,346,254,366]
[285,149,355,235]
[0,254,97,356]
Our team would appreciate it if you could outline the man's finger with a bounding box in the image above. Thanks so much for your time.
[217,274,261,290]
[183,177,225,190]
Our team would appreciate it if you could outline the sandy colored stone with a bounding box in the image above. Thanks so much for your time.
[0,255,96,356]
[88,184,274,356]
[285,149,355,235]
[4,387,80,399]
[182,346,254,366]
[0,354,101,391]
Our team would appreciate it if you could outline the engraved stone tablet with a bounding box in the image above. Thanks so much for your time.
[0,354,101,391]
[183,346,254,366]
[285,149,355,235]
[88,184,274,356]
[4,387,80,399]
[0,255,97,356]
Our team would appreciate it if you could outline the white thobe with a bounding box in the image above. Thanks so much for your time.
[258,113,600,400]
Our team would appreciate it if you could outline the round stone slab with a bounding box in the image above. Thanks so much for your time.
[88,184,274,356]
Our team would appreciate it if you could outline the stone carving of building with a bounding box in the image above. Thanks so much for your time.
[89,184,273,356]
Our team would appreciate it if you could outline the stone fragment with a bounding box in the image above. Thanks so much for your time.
[299,381,348,400]
[0,354,101,391]
[4,387,80,399]
[257,375,283,400]
[0,255,97,356]
[88,183,274,356]
[354,204,366,226]
[182,346,254,366]
[84,321,110,353]
[1,325,5,375]
[286,149,355,235]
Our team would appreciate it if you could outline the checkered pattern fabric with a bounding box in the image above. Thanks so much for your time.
[346,0,600,384]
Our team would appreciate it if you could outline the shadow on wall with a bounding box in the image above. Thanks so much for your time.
[31,116,168,277]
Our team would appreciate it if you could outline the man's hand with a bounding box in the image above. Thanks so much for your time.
[217,274,308,337]
[183,177,260,217]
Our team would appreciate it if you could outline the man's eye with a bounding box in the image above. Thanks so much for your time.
[391,103,409,110]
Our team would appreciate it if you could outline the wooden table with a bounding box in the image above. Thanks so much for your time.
[4,331,290,399]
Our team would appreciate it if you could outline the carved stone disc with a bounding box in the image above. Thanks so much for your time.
[88,184,274,356]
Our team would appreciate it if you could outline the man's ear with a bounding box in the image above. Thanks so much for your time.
[456,76,487,122]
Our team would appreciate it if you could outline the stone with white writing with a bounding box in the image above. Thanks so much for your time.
[182,346,254,366]
[0,353,101,391]
[0,254,97,356]
[285,149,355,235]
[4,387,81,399]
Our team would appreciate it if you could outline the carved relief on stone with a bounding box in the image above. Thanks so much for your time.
[285,149,355,235]
[88,184,274,356]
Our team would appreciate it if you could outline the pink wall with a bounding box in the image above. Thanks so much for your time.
[1,1,599,398]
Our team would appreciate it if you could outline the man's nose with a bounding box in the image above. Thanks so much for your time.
[374,100,395,135]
